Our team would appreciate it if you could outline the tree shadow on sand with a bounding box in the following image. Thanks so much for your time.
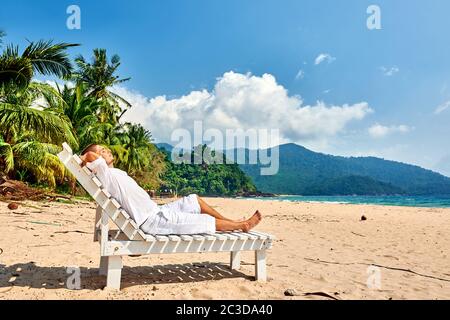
[0,261,253,291]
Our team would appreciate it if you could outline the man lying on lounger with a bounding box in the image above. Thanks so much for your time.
[80,144,262,235]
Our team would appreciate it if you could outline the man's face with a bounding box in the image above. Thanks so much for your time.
[96,146,114,165]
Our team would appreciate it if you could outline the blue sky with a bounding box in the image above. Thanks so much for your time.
[1,0,450,175]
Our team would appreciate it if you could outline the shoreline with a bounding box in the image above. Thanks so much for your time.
[233,195,450,209]
[1,197,449,299]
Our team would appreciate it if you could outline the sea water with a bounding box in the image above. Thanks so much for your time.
[241,195,450,208]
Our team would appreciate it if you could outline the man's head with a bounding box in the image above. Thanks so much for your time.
[81,144,114,166]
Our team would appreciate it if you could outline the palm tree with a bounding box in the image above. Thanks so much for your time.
[0,40,78,93]
[0,82,78,186]
[73,49,131,124]
[0,38,78,146]
[54,82,106,149]
[0,132,69,188]
[0,38,78,188]
[118,123,154,172]
[0,82,78,147]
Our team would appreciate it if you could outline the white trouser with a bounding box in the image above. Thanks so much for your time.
[140,194,216,235]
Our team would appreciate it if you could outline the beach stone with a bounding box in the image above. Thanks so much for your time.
[361,215,367,221]
[7,203,19,210]
[284,289,299,296]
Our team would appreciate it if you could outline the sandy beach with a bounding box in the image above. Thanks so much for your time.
[0,197,449,300]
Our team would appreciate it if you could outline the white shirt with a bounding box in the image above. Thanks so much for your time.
[87,157,158,227]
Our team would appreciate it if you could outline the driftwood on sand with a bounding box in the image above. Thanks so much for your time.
[0,177,72,202]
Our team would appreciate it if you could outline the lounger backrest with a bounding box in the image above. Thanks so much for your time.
[57,142,146,241]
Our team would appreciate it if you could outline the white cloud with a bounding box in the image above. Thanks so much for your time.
[295,69,305,80]
[314,53,336,65]
[368,123,411,138]
[380,66,399,76]
[434,100,450,115]
[117,71,372,148]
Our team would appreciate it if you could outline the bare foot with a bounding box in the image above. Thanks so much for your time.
[240,210,262,222]
[242,211,261,232]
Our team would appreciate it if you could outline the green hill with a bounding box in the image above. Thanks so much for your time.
[156,143,450,196]
[238,143,450,196]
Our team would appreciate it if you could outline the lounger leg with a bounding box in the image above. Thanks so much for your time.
[93,206,102,242]
[255,250,267,282]
[230,251,241,270]
[106,256,123,290]
[99,256,108,276]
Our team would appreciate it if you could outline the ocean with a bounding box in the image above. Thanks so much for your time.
[241,195,450,208]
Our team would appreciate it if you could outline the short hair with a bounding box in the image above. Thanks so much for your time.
[80,144,99,156]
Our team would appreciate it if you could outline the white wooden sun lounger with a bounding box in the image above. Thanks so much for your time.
[57,143,274,290]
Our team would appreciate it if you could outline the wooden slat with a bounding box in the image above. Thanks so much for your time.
[102,189,112,198]
[73,154,83,165]
[144,234,157,242]
[82,167,93,176]
[138,229,151,240]
[93,191,110,209]
[129,219,139,229]
[110,198,122,208]
[246,231,265,240]
[180,235,194,241]
[62,142,73,153]
[119,209,131,220]
[110,209,121,221]
[168,235,181,242]
[92,177,103,188]
[230,232,248,240]
[155,235,169,242]
[213,233,227,241]
[248,230,271,240]
[104,201,121,216]
[192,234,205,241]
[198,233,216,241]
[242,232,258,240]
[221,232,238,241]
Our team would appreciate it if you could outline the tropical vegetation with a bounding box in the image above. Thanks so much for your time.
[160,145,257,196]
[0,31,256,197]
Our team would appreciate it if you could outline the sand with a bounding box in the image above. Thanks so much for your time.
[0,197,449,300]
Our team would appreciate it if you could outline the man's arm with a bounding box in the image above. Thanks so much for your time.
[80,151,100,167]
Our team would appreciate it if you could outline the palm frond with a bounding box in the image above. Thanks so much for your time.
[0,47,33,92]
[0,102,78,148]
[22,40,79,78]
[12,140,65,188]
[108,90,132,108]
[0,139,14,172]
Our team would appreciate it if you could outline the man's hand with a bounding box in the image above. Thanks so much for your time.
[80,154,87,167]
[80,151,100,167]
